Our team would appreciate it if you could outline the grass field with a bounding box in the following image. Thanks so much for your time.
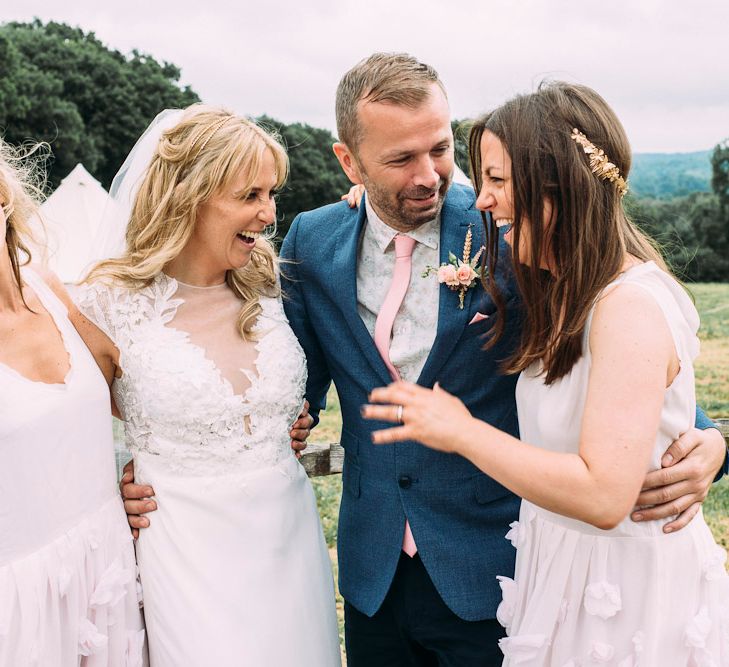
[309,282,729,652]
[690,284,729,417]
[687,283,729,546]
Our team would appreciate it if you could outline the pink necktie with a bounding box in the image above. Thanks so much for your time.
[374,234,418,557]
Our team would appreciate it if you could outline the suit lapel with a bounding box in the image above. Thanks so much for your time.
[417,196,481,387]
[331,197,394,385]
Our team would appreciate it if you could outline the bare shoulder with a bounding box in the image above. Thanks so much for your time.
[29,263,75,311]
[597,279,662,313]
[590,280,673,357]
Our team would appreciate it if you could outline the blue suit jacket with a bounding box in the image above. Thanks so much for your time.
[280,184,523,620]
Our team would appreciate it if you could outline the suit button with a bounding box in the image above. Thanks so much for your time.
[398,475,412,489]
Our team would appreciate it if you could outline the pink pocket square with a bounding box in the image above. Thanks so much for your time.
[469,312,489,325]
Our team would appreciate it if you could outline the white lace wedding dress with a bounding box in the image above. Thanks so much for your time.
[497,262,729,666]
[75,274,341,667]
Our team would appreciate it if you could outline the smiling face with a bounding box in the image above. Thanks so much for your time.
[475,129,515,233]
[334,83,454,232]
[186,148,278,278]
[475,129,555,271]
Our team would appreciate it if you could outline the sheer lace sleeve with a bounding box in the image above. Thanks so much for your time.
[71,278,182,354]
[70,281,123,345]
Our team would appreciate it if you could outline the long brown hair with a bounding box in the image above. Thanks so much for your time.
[85,105,288,340]
[469,81,667,383]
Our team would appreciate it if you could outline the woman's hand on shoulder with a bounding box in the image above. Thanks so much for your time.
[341,184,365,209]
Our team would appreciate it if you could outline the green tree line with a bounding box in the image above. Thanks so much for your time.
[0,20,350,240]
[626,141,729,282]
[1,20,727,279]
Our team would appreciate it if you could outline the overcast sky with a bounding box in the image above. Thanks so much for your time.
[4,0,728,153]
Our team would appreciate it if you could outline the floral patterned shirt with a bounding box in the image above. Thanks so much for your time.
[356,197,440,382]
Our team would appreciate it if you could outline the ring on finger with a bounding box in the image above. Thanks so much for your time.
[396,404,404,424]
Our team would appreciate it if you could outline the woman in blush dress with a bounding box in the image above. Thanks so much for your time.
[363,82,729,665]
[0,141,145,665]
[71,105,341,666]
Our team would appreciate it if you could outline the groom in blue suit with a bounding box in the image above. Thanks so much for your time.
[281,53,518,665]
[280,53,727,666]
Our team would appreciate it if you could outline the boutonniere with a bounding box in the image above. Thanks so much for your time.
[423,226,485,309]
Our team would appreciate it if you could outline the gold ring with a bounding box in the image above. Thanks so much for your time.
[396,405,404,423]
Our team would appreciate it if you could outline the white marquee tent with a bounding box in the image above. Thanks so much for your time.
[27,164,109,283]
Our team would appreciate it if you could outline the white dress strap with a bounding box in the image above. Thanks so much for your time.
[584,262,700,365]
[21,267,70,321]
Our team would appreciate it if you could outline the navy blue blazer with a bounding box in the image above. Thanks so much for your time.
[280,184,524,620]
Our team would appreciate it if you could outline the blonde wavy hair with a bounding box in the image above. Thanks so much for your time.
[85,104,289,340]
[0,138,48,303]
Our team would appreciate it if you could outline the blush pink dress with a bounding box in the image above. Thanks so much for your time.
[0,268,145,666]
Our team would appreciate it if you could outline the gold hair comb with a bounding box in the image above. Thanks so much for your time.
[570,128,628,197]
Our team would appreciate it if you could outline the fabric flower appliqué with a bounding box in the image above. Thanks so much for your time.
[90,558,133,609]
[423,225,484,309]
[685,615,720,667]
[78,617,108,657]
[583,581,622,619]
[617,631,645,667]
[496,575,519,630]
[498,633,547,664]
[589,640,615,662]
[505,520,522,548]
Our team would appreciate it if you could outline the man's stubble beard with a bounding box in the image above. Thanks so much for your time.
[361,171,452,233]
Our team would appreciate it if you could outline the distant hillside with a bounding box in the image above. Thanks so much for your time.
[630,150,712,199]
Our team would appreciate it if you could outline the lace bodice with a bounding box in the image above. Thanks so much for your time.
[74,274,307,476]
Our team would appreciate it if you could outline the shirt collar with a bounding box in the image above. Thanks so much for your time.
[364,194,440,253]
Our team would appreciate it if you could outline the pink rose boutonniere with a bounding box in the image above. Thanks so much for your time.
[424,226,485,309]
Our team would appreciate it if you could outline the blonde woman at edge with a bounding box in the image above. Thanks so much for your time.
[71,106,340,666]
[364,83,729,665]
[0,141,145,665]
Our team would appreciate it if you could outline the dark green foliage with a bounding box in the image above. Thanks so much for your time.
[629,151,712,199]
[255,115,352,239]
[627,191,729,281]
[711,139,729,212]
[0,20,199,189]
[451,118,471,176]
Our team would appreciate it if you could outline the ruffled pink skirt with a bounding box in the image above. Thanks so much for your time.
[0,495,145,666]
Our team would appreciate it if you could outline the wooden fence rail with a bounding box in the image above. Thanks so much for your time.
[300,418,729,478]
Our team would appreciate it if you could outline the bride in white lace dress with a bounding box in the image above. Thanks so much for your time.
[72,106,340,666]
[363,83,729,665]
